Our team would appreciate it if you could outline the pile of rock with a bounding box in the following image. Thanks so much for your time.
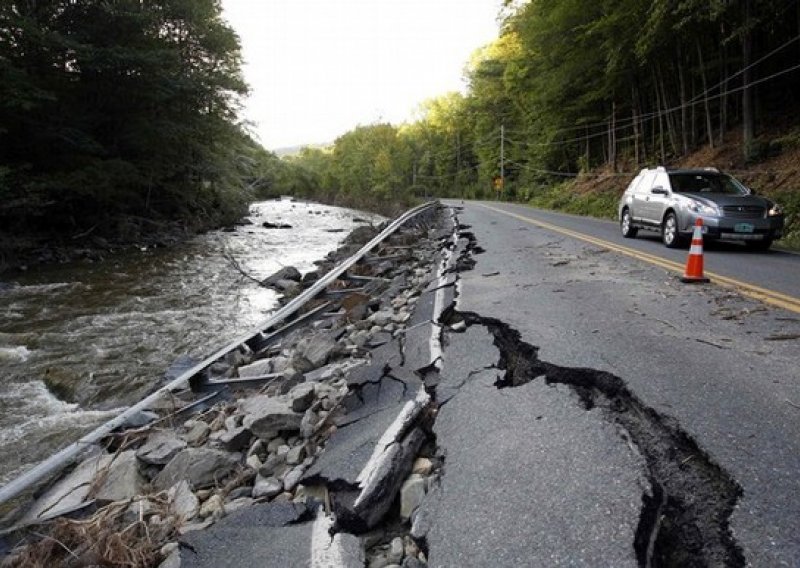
[3,206,450,567]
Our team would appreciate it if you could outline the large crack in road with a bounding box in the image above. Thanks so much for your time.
[436,221,746,567]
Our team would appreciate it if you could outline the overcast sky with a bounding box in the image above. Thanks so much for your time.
[221,0,503,150]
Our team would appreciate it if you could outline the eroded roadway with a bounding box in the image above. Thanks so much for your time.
[419,201,800,566]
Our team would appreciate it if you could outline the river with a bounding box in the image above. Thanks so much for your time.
[0,200,381,485]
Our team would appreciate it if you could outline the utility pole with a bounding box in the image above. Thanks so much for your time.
[500,124,505,200]
[455,131,461,200]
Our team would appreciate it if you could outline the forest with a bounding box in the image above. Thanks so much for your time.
[284,0,800,242]
[2,0,800,250]
[0,0,275,243]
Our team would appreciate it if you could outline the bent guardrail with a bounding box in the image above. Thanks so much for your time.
[0,201,438,507]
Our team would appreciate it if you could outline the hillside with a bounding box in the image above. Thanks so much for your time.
[542,127,800,249]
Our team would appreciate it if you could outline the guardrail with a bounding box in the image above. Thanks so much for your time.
[0,200,438,507]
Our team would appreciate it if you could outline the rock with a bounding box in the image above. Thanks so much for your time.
[287,382,316,412]
[92,450,146,503]
[295,332,337,369]
[266,437,286,453]
[240,396,303,440]
[392,311,410,324]
[259,453,285,477]
[23,449,145,523]
[368,554,391,568]
[183,421,211,446]
[168,480,199,521]
[286,445,306,466]
[160,542,179,557]
[402,558,426,568]
[261,221,293,230]
[177,518,214,535]
[400,474,427,520]
[215,426,252,452]
[158,546,181,568]
[198,494,224,519]
[224,415,240,431]
[226,487,252,501]
[154,448,240,491]
[247,438,265,458]
[370,309,394,327]
[262,266,301,287]
[252,475,283,499]
[388,537,404,564]
[122,410,160,429]
[224,497,255,515]
[411,457,433,476]
[282,465,305,491]
[246,454,262,470]
[300,409,318,439]
[403,536,420,558]
[274,279,300,293]
[136,430,187,466]
[237,359,275,378]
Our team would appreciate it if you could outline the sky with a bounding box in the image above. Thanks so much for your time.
[221,0,504,151]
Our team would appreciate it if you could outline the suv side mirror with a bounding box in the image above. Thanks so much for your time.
[651,186,669,195]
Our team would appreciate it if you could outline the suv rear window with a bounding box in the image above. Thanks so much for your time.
[668,172,747,195]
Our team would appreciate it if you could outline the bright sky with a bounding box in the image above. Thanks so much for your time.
[221,0,503,150]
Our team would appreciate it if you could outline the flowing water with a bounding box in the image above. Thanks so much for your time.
[0,200,381,485]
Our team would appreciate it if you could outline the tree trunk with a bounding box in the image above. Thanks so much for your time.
[658,66,679,156]
[742,0,755,160]
[632,85,640,166]
[677,45,689,155]
[654,75,666,161]
[690,73,696,147]
[696,40,715,149]
[719,27,728,145]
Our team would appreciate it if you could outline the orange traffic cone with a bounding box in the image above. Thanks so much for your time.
[680,218,710,283]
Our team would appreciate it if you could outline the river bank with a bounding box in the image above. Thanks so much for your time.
[0,200,382,486]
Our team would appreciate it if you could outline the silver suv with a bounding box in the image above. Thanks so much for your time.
[618,167,784,250]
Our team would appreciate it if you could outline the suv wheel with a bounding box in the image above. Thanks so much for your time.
[620,209,638,238]
[662,212,684,248]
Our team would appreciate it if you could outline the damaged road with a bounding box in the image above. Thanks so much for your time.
[420,200,800,567]
[7,200,799,567]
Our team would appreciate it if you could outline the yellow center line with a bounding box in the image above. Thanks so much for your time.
[478,203,800,314]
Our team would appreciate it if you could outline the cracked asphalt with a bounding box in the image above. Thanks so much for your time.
[424,201,800,566]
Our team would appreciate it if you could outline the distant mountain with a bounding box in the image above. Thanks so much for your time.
[273,143,331,157]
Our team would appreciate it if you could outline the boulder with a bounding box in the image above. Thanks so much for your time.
[240,395,303,440]
[252,475,283,499]
[23,449,145,523]
[214,426,252,452]
[154,448,240,491]
[262,266,301,287]
[168,480,199,521]
[198,494,225,519]
[400,474,427,520]
[183,421,211,446]
[286,445,306,466]
[136,430,187,466]
[294,332,337,369]
[369,310,393,327]
[287,382,316,412]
